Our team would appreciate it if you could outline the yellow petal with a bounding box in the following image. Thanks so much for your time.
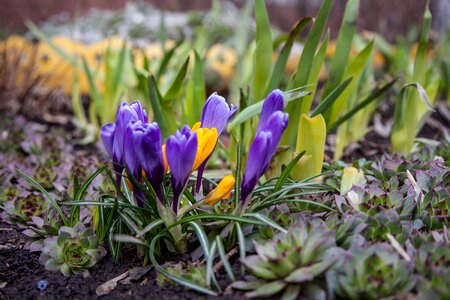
[191,121,201,132]
[192,127,218,171]
[204,174,235,206]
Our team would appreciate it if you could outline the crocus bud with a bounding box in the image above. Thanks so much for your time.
[240,90,288,204]
[256,89,284,134]
[166,125,198,214]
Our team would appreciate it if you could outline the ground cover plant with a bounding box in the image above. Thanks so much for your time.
[1,0,450,299]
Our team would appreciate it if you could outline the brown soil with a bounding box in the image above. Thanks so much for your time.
[0,222,242,300]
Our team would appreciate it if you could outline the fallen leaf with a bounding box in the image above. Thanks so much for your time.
[95,271,130,296]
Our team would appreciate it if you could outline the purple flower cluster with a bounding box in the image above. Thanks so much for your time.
[100,90,287,212]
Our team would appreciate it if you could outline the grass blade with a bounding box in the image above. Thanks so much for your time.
[266,17,313,94]
[163,56,190,101]
[17,169,68,225]
[322,0,359,98]
[215,236,235,281]
[253,0,273,103]
[187,221,211,259]
[329,78,397,132]
[274,151,305,192]
[310,77,352,117]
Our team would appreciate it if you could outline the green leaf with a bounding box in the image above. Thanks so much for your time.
[391,81,432,154]
[253,0,273,103]
[187,221,210,259]
[266,17,313,94]
[301,30,330,113]
[135,219,164,238]
[274,151,306,192]
[184,51,205,125]
[292,114,326,181]
[163,56,190,101]
[149,233,217,296]
[156,43,178,80]
[75,165,108,201]
[325,40,375,126]
[17,169,68,225]
[232,0,253,56]
[244,213,287,233]
[81,57,102,114]
[147,75,177,138]
[322,0,360,98]
[113,234,148,247]
[235,223,246,275]
[310,77,352,117]
[215,236,235,281]
[329,78,397,132]
[282,0,332,146]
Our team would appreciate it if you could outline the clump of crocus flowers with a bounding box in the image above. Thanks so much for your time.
[100,89,288,230]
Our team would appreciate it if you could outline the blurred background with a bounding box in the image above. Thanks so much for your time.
[1,0,449,41]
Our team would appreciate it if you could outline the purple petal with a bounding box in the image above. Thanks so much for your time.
[100,123,115,157]
[130,100,148,123]
[259,111,289,170]
[133,122,165,192]
[200,93,233,135]
[257,89,284,134]
[123,121,142,178]
[240,131,273,202]
[166,128,197,213]
[112,104,138,163]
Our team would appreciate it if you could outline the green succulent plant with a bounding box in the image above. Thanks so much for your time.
[34,167,57,190]
[329,243,416,300]
[22,215,61,251]
[0,191,48,225]
[39,223,106,277]
[407,234,450,299]
[233,221,338,299]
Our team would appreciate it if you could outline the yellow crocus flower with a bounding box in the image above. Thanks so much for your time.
[204,174,235,206]
[191,123,218,171]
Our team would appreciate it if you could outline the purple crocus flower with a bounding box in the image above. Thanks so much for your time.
[200,93,237,135]
[100,100,148,188]
[240,90,288,204]
[166,126,198,214]
[132,122,165,202]
[256,89,284,133]
[195,93,237,193]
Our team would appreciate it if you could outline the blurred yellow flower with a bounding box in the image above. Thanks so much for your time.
[205,44,237,81]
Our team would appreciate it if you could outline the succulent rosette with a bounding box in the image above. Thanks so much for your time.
[233,221,339,299]
[39,223,106,277]
[329,242,416,300]
[0,191,48,225]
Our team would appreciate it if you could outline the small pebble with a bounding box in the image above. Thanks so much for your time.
[36,280,48,291]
